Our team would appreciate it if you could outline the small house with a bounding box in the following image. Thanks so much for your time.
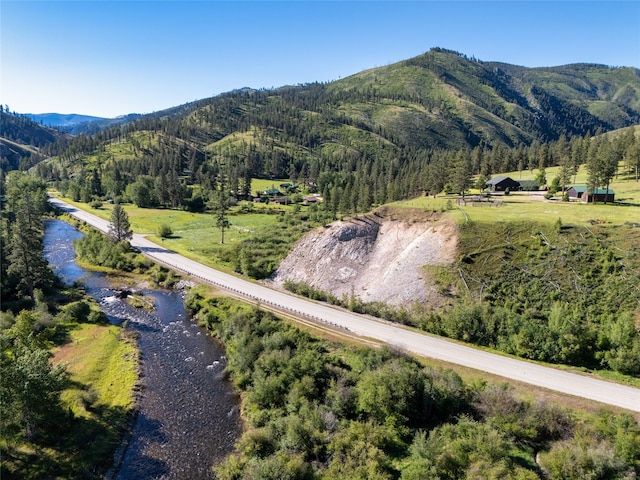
[263,188,281,196]
[272,196,291,205]
[567,186,588,200]
[486,176,520,192]
[567,186,615,203]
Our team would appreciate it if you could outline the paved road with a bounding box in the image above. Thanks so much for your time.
[50,197,640,413]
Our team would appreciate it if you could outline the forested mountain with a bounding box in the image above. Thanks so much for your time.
[31,48,640,211]
[328,49,640,148]
[0,108,67,171]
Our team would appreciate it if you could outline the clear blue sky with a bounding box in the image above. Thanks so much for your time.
[2,1,639,118]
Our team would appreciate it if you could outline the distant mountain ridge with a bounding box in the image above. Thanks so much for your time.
[26,113,142,135]
[27,113,107,127]
[138,47,638,153]
[0,109,66,171]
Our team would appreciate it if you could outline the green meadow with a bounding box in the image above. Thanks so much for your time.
[55,165,639,275]
[53,323,137,418]
[396,165,640,227]
[55,192,316,273]
[3,320,138,480]
[57,167,640,271]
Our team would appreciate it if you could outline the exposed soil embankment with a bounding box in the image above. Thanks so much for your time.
[268,207,458,308]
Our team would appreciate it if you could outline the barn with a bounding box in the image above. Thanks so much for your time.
[567,186,615,203]
[581,188,615,203]
[486,176,520,192]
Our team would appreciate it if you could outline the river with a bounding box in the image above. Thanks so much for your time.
[43,220,241,479]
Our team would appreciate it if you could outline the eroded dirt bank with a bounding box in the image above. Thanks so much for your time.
[268,207,458,308]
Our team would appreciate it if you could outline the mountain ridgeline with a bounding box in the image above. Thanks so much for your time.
[8,48,640,210]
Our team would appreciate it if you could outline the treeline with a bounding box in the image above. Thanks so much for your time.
[0,292,138,479]
[25,59,640,215]
[186,292,640,480]
[0,170,135,479]
[34,121,640,219]
[0,172,55,307]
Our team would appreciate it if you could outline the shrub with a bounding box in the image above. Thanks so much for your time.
[157,224,173,238]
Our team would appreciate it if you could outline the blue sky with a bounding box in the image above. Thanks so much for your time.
[2,1,639,118]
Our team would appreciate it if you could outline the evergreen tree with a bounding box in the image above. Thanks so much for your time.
[448,149,472,198]
[214,186,231,244]
[586,139,618,203]
[7,213,52,301]
[558,153,573,197]
[3,172,53,302]
[625,136,640,181]
[599,139,620,204]
[108,203,132,243]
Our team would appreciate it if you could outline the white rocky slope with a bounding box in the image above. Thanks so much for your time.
[267,208,458,308]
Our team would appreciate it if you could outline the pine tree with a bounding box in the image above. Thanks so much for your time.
[214,185,231,244]
[4,172,53,301]
[7,214,52,301]
[108,203,132,243]
[449,149,472,198]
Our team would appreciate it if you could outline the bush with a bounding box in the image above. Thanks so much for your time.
[74,230,135,271]
[157,224,173,238]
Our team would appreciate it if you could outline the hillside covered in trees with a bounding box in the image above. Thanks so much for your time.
[0,107,67,172]
[16,48,637,210]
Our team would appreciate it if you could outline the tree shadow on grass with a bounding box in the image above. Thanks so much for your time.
[1,398,136,480]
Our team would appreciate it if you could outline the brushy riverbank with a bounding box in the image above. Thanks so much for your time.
[185,288,640,480]
[0,292,140,480]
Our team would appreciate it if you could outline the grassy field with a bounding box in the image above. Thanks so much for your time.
[54,165,640,274]
[395,165,640,227]
[251,177,291,194]
[53,323,137,417]
[55,194,293,271]
[2,323,139,479]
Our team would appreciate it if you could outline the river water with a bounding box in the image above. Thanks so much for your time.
[43,220,241,479]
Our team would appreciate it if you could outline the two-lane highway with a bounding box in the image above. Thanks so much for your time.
[49,197,640,412]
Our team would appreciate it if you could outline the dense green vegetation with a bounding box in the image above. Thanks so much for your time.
[1,172,55,308]
[18,49,638,221]
[224,204,335,278]
[427,221,640,375]
[0,173,138,479]
[71,219,182,288]
[185,291,640,480]
[0,293,138,480]
[286,218,640,377]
